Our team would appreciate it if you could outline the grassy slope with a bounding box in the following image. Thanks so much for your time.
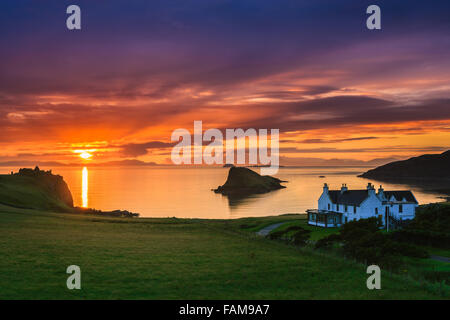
[267,216,449,287]
[266,217,339,241]
[0,174,72,212]
[0,205,445,299]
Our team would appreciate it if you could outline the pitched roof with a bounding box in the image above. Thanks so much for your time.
[325,189,418,206]
[328,190,369,206]
[384,191,418,204]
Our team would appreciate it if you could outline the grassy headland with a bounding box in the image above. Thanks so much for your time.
[0,168,73,212]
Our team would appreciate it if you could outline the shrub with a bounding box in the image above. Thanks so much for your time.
[422,270,450,285]
[314,217,428,270]
[267,225,311,246]
[411,203,450,234]
[389,203,450,249]
[284,226,306,233]
[291,229,311,246]
[342,233,401,269]
[315,233,341,249]
[268,230,286,240]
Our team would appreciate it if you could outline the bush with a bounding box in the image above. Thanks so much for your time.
[342,233,401,269]
[315,233,341,249]
[268,230,286,240]
[314,217,428,270]
[339,217,382,237]
[389,203,450,249]
[284,226,306,233]
[422,270,450,285]
[267,225,311,246]
[411,203,450,234]
[291,229,311,246]
[391,229,450,249]
[394,242,428,259]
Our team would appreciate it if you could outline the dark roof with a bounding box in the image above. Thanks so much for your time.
[328,190,369,206]
[326,189,418,206]
[384,191,418,204]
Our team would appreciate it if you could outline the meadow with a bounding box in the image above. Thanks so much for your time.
[0,204,446,299]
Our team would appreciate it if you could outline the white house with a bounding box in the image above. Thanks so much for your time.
[307,183,418,228]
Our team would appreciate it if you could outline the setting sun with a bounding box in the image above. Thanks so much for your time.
[79,152,92,160]
[74,149,96,160]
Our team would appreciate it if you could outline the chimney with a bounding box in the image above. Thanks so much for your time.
[323,183,329,194]
[340,183,348,193]
[377,185,384,198]
[367,182,375,196]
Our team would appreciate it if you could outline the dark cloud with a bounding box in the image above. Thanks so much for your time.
[296,137,380,144]
[236,97,450,132]
[279,146,448,154]
[1,0,450,165]
[1,1,449,101]
[278,156,403,167]
[119,141,177,157]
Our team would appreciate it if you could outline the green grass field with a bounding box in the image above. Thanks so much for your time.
[0,205,447,299]
[264,218,340,241]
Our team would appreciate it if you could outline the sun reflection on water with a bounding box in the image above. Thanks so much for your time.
[82,167,88,208]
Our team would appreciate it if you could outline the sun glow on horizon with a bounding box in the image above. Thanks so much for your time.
[74,149,96,160]
[79,151,92,160]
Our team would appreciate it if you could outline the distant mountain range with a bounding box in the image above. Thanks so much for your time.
[359,150,450,180]
[0,159,159,167]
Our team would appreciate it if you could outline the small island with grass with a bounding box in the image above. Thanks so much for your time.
[213,167,286,196]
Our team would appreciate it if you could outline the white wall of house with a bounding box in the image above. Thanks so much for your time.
[359,192,383,220]
[388,203,417,220]
[338,204,358,223]
[315,184,417,226]
[318,191,332,211]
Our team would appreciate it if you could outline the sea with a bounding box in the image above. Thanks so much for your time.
[1,166,447,219]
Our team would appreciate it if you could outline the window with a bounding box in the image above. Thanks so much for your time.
[375,208,378,214]
[353,206,357,214]
[345,205,348,212]
[337,204,340,211]
[328,203,330,210]
[399,204,403,213]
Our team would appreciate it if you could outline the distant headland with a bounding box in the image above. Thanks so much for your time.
[359,150,450,180]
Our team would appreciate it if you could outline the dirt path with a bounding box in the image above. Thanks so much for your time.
[257,222,289,236]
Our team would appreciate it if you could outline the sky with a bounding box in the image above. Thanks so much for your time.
[0,0,449,166]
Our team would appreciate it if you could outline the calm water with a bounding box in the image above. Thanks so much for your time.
[2,166,447,219]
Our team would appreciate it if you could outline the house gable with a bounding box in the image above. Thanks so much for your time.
[384,191,418,204]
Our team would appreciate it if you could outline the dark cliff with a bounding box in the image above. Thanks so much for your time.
[0,167,74,212]
[359,150,450,180]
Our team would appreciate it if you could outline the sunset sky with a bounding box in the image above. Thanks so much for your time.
[1,0,449,166]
